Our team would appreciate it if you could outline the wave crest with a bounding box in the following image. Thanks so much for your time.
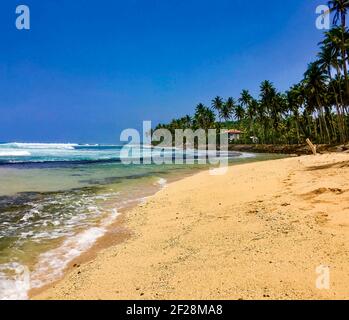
[1,143,78,150]
[0,151,31,157]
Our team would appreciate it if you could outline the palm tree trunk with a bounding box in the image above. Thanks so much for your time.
[339,26,349,100]
[335,65,348,141]
[294,114,300,144]
[316,99,331,144]
[328,68,345,143]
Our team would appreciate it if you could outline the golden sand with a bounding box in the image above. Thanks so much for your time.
[34,153,349,300]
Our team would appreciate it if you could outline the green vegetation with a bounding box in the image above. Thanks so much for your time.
[155,1,349,145]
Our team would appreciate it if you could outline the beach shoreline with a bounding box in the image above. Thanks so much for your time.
[32,153,349,300]
[27,166,210,299]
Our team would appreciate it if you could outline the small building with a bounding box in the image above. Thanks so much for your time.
[225,129,244,142]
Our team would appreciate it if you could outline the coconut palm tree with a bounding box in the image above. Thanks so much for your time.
[238,90,252,119]
[303,62,331,143]
[328,0,349,27]
[211,96,224,122]
[317,45,338,78]
[194,103,216,131]
[239,90,257,138]
[155,14,349,146]
[317,45,347,141]
[259,80,280,142]
[234,104,245,123]
[287,84,307,143]
[220,97,235,123]
[321,26,349,98]
[320,26,349,136]
[239,90,252,109]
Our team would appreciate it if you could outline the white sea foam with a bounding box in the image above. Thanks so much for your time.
[1,143,78,150]
[30,208,120,289]
[0,151,31,157]
[0,202,121,299]
[239,152,256,158]
[0,263,30,300]
[156,178,167,188]
[101,208,120,226]
[30,227,105,288]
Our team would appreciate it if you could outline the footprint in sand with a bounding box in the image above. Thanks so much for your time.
[315,212,329,225]
[302,187,345,200]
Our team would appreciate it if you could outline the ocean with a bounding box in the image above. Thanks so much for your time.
[0,142,282,299]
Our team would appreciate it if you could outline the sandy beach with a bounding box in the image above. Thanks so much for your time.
[33,153,349,300]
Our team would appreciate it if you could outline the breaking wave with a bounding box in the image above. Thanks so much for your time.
[1,143,78,150]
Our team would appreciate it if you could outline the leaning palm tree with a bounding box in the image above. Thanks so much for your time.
[321,26,349,104]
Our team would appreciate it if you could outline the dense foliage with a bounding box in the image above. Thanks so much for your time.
[155,1,349,145]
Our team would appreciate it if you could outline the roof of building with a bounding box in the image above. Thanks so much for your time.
[225,129,244,134]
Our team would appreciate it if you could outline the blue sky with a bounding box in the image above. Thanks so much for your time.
[0,0,327,143]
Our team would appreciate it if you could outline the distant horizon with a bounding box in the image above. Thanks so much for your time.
[0,140,124,145]
[0,140,125,145]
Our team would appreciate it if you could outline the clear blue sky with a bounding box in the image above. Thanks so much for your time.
[0,0,326,143]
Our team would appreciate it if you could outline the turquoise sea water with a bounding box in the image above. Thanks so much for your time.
[0,142,284,299]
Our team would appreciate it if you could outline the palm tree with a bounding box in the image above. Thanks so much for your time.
[178,115,193,129]
[239,90,253,107]
[234,105,245,122]
[317,45,338,78]
[317,45,346,141]
[239,90,257,138]
[211,96,224,122]
[320,26,349,139]
[220,97,235,123]
[328,0,349,27]
[303,62,331,143]
[321,26,349,98]
[155,12,349,146]
[259,80,278,142]
[194,103,216,131]
[287,84,306,143]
